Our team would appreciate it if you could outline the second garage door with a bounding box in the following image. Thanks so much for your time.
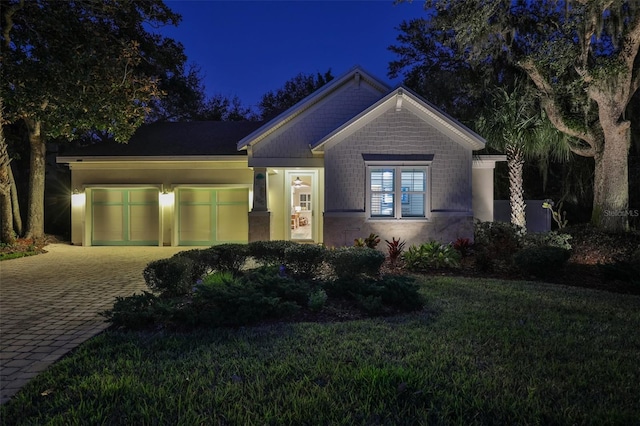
[177,188,249,246]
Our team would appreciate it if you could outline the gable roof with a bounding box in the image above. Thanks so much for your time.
[59,121,264,159]
[237,65,390,150]
[311,86,486,152]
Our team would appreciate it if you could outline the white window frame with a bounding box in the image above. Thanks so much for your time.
[365,162,431,220]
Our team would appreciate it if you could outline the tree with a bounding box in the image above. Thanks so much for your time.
[476,81,571,228]
[1,0,185,239]
[0,98,14,243]
[258,70,334,120]
[395,0,640,231]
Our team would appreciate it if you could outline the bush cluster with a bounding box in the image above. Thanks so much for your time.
[102,241,422,330]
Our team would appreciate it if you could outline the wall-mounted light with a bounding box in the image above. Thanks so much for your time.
[159,189,174,207]
[71,188,85,207]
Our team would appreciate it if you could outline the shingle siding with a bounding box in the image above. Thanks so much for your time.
[252,82,382,159]
[324,108,472,212]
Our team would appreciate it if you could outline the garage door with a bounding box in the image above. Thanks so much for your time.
[91,188,159,246]
[177,188,248,245]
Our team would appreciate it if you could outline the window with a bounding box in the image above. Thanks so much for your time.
[299,193,311,211]
[368,166,428,219]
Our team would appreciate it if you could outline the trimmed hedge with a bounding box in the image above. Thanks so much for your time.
[143,256,195,298]
[327,247,385,279]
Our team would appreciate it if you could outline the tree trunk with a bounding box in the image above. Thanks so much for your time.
[591,123,630,231]
[506,144,526,229]
[24,117,46,239]
[0,108,15,243]
[9,163,23,235]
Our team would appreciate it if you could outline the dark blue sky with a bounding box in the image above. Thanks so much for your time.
[158,0,429,109]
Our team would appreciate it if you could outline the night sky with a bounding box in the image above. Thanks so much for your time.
[157,0,429,109]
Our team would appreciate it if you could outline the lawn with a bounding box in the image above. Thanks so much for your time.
[2,276,639,425]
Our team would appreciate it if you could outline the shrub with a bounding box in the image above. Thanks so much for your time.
[248,240,297,266]
[452,237,472,257]
[354,233,380,249]
[172,248,216,279]
[403,241,461,271]
[512,246,571,277]
[474,221,525,257]
[324,274,424,315]
[243,266,311,306]
[100,291,175,330]
[385,237,406,267]
[327,247,385,279]
[193,271,299,326]
[143,256,196,298]
[308,289,328,312]
[523,231,572,250]
[208,243,249,275]
[283,244,327,279]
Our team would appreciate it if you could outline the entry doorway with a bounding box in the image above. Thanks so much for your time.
[286,171,316,242]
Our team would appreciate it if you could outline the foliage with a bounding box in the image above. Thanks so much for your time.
[247,240,297,266]
[100,291,175,330]
[523,231,572,250]
[142,257,196,299]
[543,199,569,230]
[403,241,462,271]
[475,221,525,255]
[512,246,571,278]
[599,248,640,285]
[171,248,217,278]
[475,81,571,228]
[393,0,640,231]
[327,247,385,279]
[283,243,327,279]
[2,0,186,238]
[385,237,406,266]
[452,237,472,257]
[207,243,249,275]
[193,271,299,327]
[308,289,328,312]
[355,233,381,249]
[258,70,334,120]
[323,275,424,315]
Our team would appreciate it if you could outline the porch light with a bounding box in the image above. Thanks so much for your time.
[293,177,302,188]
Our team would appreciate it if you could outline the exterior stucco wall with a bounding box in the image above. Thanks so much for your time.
[252,81,383,159]
[324,108,472,213]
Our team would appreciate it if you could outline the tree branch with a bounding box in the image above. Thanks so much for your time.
[2,0,25,49]
[519,59,595,155]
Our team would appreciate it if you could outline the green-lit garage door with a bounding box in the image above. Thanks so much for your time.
[91,188,159,246]
[177,188,248,246]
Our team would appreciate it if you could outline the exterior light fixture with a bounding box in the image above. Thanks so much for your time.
[293,177,302,187]
[71,188,85,207]
[159,189,174,207]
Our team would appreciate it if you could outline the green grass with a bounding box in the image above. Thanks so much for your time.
[2,276,640,425]
[0,250,40,261]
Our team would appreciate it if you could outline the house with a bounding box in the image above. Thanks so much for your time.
[57,66,503,247]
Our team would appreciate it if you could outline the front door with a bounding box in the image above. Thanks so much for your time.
[286,171,316,242]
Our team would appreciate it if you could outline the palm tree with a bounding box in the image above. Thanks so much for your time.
[476,80,570,229]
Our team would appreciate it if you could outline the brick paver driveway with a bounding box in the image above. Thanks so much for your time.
[0,243,190,404]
